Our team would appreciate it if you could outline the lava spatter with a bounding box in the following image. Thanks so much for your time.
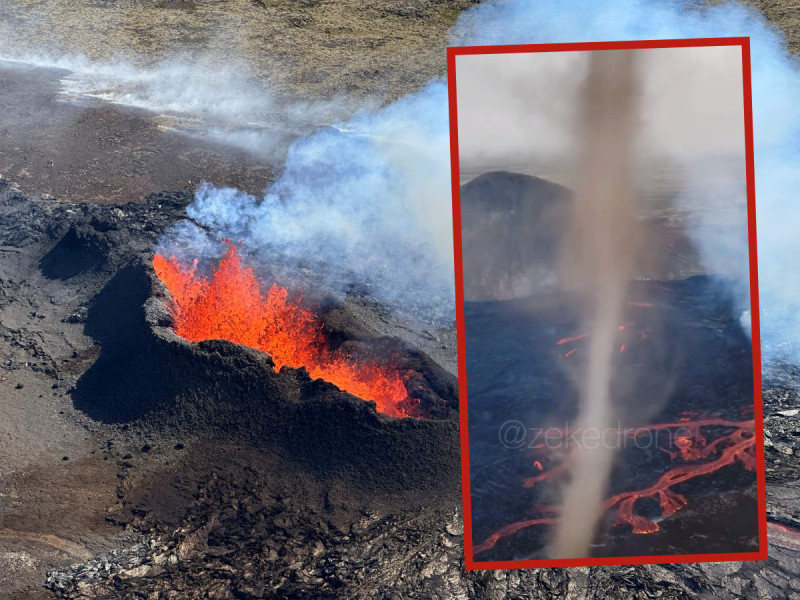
[153,243,412,417]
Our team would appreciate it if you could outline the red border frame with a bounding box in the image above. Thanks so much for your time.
[447,37,768,571]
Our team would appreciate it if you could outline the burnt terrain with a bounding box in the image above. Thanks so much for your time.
[0,0,798,595]
[0,173,799,598]
[467,277,758,561]
[0,179,463,597]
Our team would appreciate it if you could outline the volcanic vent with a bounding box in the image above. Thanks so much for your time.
[153,243,417,418]
[58,191,460,493]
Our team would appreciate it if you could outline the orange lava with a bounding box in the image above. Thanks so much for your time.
[474,417,756,555]
[153,244,411,417]
[473,516,557,556]
[556,333,589,345]
[606,418,756,534]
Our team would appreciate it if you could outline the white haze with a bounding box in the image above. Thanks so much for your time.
[452,0,800,370]
[178,83,455,321]
[0,51,369,159]
[457,45,744,176]
[0,48,453,320]
[168,0,789,349]
[1,0,794,362]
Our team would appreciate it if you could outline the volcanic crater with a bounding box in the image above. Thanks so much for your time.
[0,179,468,596]
[59,214,461,495]
[2,172,799,599]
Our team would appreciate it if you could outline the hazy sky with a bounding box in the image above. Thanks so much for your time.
[455,45,746,176]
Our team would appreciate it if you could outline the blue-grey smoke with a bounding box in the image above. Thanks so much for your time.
[174,0,800,366]
[176,82,455,321]
[451,0,800,370]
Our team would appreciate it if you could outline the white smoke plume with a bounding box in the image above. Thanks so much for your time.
[161,0,799,360]
[451,0,800,370]
[0,51,367,159]
[173,81,456,321]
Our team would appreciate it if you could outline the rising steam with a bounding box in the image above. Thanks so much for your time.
[176,0,798,359]
[0,51,367,159]
[5,0,797,361]
[171,82,455,322]
[550,50,641,558]
[451,0,800,371]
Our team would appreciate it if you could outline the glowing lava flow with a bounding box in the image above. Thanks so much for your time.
[153,244,411,417]
[767,521,800,551]
[473,417,756,556]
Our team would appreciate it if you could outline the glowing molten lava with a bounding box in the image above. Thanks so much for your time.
[153,244,412,417]
[473,416,757,555]
[473,325,757,556]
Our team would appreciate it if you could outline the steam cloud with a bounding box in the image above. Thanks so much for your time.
[550,50,641,558]
[163,0,797,363]
[451,0,800,370]
[5,1,796,357]
[0,51,366,159]
[172,82,456,321]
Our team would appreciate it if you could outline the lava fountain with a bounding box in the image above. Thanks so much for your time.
[153,243,413,417]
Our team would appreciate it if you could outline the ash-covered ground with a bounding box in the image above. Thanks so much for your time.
[462,171,760,561]
[467,277,759,561]
[1,176,800,599]
[1,0,800,595]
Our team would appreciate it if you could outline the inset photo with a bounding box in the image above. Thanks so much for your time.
[448,38,766,570]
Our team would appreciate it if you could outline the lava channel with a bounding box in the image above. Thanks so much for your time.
[474,417,756,556]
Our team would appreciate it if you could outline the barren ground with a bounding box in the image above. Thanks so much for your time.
[0,0,799,598]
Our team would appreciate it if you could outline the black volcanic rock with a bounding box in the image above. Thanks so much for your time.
[2,181,799,599]
[458,170,704,302]
[71,256,459,493]
[39,223,111,279]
